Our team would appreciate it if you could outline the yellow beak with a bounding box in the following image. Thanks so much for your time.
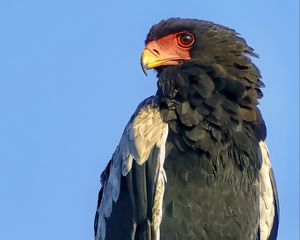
[140,48,185,76]
[141,48,160,75]
[140,39,191,75]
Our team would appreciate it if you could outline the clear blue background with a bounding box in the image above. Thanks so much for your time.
[0,0,298,239]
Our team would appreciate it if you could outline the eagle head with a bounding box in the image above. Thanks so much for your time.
[141,18,266,140]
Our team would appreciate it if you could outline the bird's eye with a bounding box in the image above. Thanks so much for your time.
[177,32,195,48]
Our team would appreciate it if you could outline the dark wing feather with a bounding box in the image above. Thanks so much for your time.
[259,141,279,240]
[94,96,168,240]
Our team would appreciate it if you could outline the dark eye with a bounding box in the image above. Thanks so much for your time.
[177,32,195,47]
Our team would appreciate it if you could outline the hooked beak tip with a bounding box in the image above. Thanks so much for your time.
[140,56,148,76]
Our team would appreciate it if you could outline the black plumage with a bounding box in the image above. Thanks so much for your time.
[94,18,279,240]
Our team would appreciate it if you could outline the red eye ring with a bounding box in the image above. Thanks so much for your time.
[177,32,195,48]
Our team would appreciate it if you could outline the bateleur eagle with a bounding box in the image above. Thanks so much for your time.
[94,18,279,240]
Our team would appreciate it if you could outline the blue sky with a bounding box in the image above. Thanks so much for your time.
[0,0,298,239]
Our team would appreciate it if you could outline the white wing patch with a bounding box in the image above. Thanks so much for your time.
[121,97,168,175]
[259,141,277,240]
[95,96,168,240]
[152,126,168,239]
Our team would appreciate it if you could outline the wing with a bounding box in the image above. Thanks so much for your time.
[94,96,168,240]
[259,141,279,240]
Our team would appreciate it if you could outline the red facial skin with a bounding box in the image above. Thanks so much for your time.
[142,32,194,70]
